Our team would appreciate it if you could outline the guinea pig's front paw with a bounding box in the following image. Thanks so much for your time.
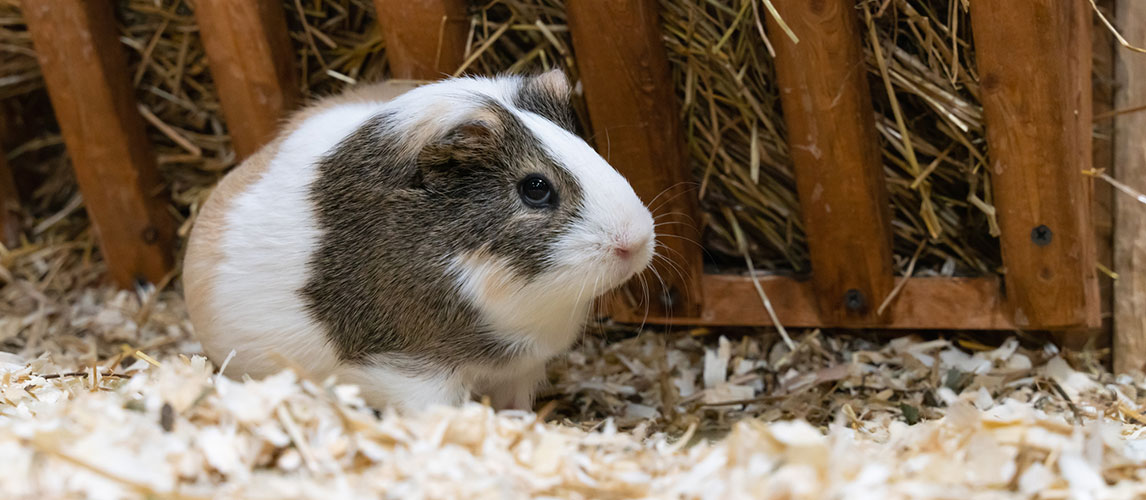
[484,369,544,412]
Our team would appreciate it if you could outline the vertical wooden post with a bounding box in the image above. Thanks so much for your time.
[768,0,895,325]
[1114,2,1146,372]
[970,0,1098,329]
[373,0,469,79]
[0,153,19,249]
[567,0,704,318]
[23,0,175,287]
[194,0,298,159]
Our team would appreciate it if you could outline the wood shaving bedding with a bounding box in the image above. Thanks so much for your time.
[0,285,1143,499]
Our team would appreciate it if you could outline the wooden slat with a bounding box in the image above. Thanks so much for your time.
[373,0,469,80]
[768,0,895,324]
[605,274,1013,330]
[970,0,1099,329]
[23,0,174,287]
[567,0,704,318]
[194,0,298,159]
[0,152,19,248]
[1114,1,1146,372]
[1081,0,1115,354]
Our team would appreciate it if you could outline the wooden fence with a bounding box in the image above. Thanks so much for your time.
[5,0,1104,335]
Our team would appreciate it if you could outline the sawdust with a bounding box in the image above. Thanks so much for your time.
[0,284,1144,499]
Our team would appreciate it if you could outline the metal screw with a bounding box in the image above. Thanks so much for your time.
[1031,224,1052,247]
[141,226,160,244]
[659,286,680,310]
[844,288,865,311]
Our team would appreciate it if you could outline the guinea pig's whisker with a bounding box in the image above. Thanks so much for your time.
[649,252,694,305]
[567,272,592,326]
[637,271,652,333]
[581,275,603,340]
[646,265,673,323]
[645,181,698,212]
[652,210,700,228]
[655,234,708,255]
[652,243,692,274]
[648,185,700,216]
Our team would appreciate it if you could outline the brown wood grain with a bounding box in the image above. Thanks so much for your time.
[194,0,298,159]
[1085,0,1115,355]
[768,0,896,325]
[604,274,1013,330]
[1114,1,1146,372]
[23,0,174,287]
[0,152,19,248]
[970,0,1099,329]
[567,0,704,318]
[373,0,469,80]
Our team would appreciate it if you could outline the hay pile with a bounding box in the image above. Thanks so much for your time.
[660,0,998,274]
[1,287,1146,498]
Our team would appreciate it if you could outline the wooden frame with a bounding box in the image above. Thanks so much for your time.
[18,0,1104,334]
[593,0,1099,331]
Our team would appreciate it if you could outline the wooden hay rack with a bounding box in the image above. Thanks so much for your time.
[2,0,1103,335]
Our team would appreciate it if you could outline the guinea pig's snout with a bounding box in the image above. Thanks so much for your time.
[611,235,651,260]
[609,228,654,270]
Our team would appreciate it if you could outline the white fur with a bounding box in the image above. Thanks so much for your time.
[206,102,384,379]
[514,110,656,294]
[336,356,468,411]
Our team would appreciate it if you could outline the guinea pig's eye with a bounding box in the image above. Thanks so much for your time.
[518,174,555,208]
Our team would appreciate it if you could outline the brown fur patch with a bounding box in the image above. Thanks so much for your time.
[184,80,425,330]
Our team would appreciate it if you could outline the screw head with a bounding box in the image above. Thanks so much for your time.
[141,226,160,244]
[844,288,865,311]
[1031,224,1053,247]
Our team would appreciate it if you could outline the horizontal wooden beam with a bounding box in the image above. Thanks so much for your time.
[605,274,1014,330]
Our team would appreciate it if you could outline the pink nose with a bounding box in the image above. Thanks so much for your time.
[612,236,650,259]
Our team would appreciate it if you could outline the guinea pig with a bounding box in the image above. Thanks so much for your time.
[182,69,656,412]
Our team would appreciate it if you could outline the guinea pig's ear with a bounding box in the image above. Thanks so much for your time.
[525,68,572,103]
[516,68,577,133]
[414,118,502,184]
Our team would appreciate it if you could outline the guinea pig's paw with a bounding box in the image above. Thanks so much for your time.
[337,362,468,412]
[483,367,545,412]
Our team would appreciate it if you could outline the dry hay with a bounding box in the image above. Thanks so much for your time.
[659,0,999,274]
[1,286,1146,498]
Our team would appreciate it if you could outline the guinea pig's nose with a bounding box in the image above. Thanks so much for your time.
[612,235,652,259]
